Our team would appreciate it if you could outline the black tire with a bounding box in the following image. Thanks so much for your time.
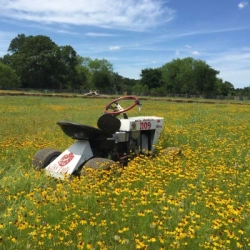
[33,148,62,170]
[84,157,116,170]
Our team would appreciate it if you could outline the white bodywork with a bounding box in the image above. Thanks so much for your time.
[118,116,164,152]
[45,116,164,179]
[45,141,93,179]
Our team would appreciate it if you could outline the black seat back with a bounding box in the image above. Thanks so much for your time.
[97,114,121,135]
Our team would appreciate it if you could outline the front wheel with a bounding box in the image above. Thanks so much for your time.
[33,148,62,170]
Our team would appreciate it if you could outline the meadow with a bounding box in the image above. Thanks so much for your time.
[0,95,249,250]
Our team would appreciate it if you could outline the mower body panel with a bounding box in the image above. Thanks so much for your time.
[45,140,93,179]
[119,116,163,131]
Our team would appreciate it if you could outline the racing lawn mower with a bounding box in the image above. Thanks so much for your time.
[33,96,165,179]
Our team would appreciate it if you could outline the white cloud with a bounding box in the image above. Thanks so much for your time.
[169,26,249,39]
[57,29,80,35]
[86,32,116,37]
[238,1,248,9]
[185,45,192,48]
[175,50,180,56]
[192,51,200,55]
[208,51,250,71]
[109,46,121,51]
[0,0,175,31]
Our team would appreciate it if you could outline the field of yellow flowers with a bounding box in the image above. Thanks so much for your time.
[0,96,249,250]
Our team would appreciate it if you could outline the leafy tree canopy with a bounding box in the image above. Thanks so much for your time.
[140,68,162,89]
[4,34,78,89]
[76,56,114,90]
[8,34,26,54]
[161,57,220,95]
[0,62,20,88]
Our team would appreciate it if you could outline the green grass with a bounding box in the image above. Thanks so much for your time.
[0,96,249,249]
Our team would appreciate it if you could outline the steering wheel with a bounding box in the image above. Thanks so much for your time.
[104,96,140,115]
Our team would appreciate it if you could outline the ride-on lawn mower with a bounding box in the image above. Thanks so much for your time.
[33,96,164,179]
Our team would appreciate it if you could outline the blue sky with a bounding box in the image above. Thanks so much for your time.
[0,0,249,88]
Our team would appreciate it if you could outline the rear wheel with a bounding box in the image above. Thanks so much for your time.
[33,148,61,170]
[83,157,116,170]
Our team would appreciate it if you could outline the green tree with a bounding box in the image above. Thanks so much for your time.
[216,78,235,96]
[150,86,167,96]
[5,34,79,89]
[92,71,113,91]
[238,86,250,96]
[88,58,113,72]
[111,73,140,93]
[0,62,20,88]
[161,57,220,96]
[132,83,148,95]
[178,57,197,94]
[10,35,58,88]
[112,72,123,91]
[76,57,114,90]
[140,68,162,90]
[75,56,94,90]
[124,78,140,93]
[161,58,182,94]
[55,45,78,89]
[0,54,12,66]
[8,34,26,54]
[75,65,88,90]
[193,60,219,95]
[90,58,114,90]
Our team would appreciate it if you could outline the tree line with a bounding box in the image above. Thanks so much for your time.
[0,34,249,96]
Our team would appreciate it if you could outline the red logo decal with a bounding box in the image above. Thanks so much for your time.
[58,152,74,167]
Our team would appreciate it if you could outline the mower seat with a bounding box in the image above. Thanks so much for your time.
[57,121,109,140]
